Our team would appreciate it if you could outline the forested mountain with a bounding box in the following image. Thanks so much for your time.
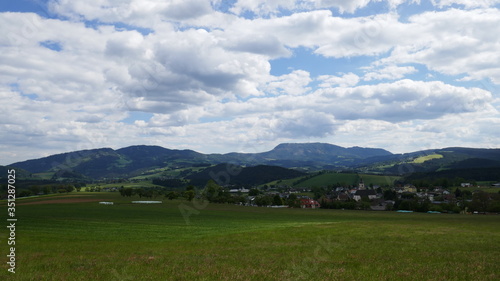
[7,143,500,181]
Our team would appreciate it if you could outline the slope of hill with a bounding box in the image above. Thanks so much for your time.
[7,143,393,179]
[7,143,500,181]
[9,148,117,174]
[361,148,500,173]
[258,143,392,164]
[9,145,208,179]
[0,165,31,179]
[185,164,306,186]
[289,172,401,188]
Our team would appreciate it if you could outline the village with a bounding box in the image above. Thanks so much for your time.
[227,178,500,214]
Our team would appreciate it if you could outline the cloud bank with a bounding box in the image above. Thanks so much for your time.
[0,0,499,163]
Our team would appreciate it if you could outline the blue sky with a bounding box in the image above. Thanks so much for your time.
[1,0,500,164]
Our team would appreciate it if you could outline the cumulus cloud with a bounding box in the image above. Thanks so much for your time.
[266,70,312,95]
[230,0,421,15]
[431,0,500,8]
[363,65,417,81]
[317,79,495,122]
[48,0,214,27]
[378,8,500,83]
[1,1,499,164]
[318,73,360,87]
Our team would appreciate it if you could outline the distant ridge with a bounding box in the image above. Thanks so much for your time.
[8,143,500,180]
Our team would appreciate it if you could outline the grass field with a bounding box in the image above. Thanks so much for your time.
[1,192,499,280]
[410,154,444,164]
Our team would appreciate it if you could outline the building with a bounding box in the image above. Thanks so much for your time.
[358,177,365,190]
[403,185,417,193]
[300,198,321,209]
[353,190,377,202]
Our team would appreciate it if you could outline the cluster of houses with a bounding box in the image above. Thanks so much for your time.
[233,178,481,210]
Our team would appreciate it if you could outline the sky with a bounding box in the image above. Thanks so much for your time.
[1,0,500,165]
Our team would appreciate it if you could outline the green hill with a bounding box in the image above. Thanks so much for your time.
[8,144,500,182]
[291,172,400,188]
[186,164,306,186]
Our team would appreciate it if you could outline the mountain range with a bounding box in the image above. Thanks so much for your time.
[4,143,500,182]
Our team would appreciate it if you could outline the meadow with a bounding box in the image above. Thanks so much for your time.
[1,192,499,280]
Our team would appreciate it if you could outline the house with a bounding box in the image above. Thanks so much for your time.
[403,185,417,193]
[395,187,405,194]
[443,193,456,202]
[353,190,377,202]
[337,192,351,201]
[229,188,250,193]
[300,198,321,209]
[461,183,472,188]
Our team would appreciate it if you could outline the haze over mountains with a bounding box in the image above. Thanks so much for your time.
[5,143,500,181]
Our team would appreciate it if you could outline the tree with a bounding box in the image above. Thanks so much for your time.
[311,186,326,200]
[30,185,41,195]
[358,201,371,210]
[65,185,75,193]
[184,190,195,201]
[383,189,397,200]
[19,190,33,197]
[249,188,260,196]
[286,193,301,208]
[462,190,473,199]
[273,194,283,206]
[254,195,273,206]
[203,180,222,203]
[125,188,133,197]
[43,186,51,195]
[470,191,491,212]
[135,188,145,198]
[165,191,180,200]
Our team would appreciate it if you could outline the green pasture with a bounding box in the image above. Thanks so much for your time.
[410,154,444,164]
[1,192,499,280]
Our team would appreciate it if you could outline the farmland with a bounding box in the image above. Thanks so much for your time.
[1,192,499,280]
[410,154,444,164]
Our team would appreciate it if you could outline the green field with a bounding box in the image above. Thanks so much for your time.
[410,154,444,164]
[1,193,499,280]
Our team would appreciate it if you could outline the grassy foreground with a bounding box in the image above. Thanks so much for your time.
[1,193,499,280]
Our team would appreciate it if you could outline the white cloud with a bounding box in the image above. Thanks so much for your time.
[1,1,500,164]
[230,0,421,15]
[363,65,417,81]
[378,8,500,83]
[317,79,495,122]
[318,73,360,87]
[266,70,312,95]
[431,0,500,8]
[48,0,214,27]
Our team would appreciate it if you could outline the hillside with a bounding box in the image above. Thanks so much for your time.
[361,148,500,175]
[8,143,392,180]
[186,164,306,186]
[7,143,500,182]
[258,143,391,162]
[287,172,401,188]
[0,165,31,179]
